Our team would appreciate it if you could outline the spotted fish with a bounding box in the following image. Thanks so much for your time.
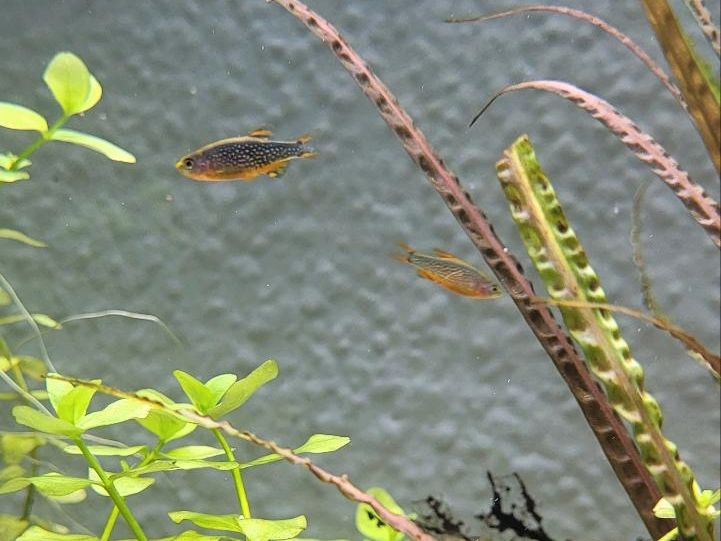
[393,242,502,299]
[176,129,316,181]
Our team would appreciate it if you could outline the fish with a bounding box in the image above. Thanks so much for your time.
[393,243,503,299]
[175,128,316,181]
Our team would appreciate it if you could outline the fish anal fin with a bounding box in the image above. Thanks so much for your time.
[267,161,288,179]
[248,128,273,138]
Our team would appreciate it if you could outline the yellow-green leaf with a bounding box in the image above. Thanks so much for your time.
[17,526,98,541]
[12,405,82,437]
[50,129,135,163]
[0,170,29,182]
[0,102,48,132]
[43,52,92,116]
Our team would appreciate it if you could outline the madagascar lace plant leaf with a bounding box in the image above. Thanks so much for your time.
[496,134,715,541]
[447,5,686,109]
[639,0,721,173]
[473,80,721,249]
[266,1,667,538]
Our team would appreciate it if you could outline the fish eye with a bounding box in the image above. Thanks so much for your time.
[182,158,194,169]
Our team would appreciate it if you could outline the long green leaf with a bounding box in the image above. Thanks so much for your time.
[77,398,150,430]
[496,134,710,540]
[17,526,98,541]
[0,170,29,182]
[50,129,136,163]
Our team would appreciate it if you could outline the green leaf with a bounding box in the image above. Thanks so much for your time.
[50,129,136,163]
[43,52,91,116]
[356,487,406,541]
[0,465,25,481]
[88,469,153,497]
[46,376,74,413]
[123,459,238,477]
[12,405,83,437]
[241,433,349,469]
[0,152,31,170]
[0,102,48,132]
[82,75,102,112]
[136,408,197,442]
[0,514,29,540]
[56,383,98,424]
[207,360,278,419]
[0,228,47,248]
[17,526,99,541]
[77,398,150,430]
[294,434,350,454]
[0,286,9,305]
[205,374,237,405]
[0,473,92,497]
[63,444,145,457]
[163,445,225,460]
[168,511,242,531]
[123,533,238,541]
[0,313,60,328]
[1,433,45,464]
[174,370,215,412]
[47,487,87,504]
[0,170,29,182]
[169,512,307,540]
[30,313,61,328]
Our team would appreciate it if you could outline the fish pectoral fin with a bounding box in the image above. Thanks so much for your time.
[300,150,317,159]
[267,162,289,179]
[295,132,312,144]
[248,128,273,139]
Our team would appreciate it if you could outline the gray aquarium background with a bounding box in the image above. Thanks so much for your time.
[1,1,719,538]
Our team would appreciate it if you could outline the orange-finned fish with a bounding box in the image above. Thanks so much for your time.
[175,129,316,181]
[393,243,502,299]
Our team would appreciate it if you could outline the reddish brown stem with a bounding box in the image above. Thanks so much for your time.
[266,1,671,538]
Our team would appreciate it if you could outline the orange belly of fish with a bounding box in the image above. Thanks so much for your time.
[190,162,285,182]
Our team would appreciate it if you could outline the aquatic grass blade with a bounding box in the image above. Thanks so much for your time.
[266,2,667,538]
[639,0,721,173]
[473,80,721,249]
[0,228,47,248]
[496,134,714,540]
[446,5,686,109]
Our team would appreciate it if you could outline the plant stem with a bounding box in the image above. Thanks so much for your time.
[212,428,251,518]
[74,437,148,541]
[20,448,37,521]
[100,506,120,541]
[98,441,163,541]
[9,115,68,171]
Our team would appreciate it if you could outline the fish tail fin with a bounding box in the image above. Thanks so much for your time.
[295,134,316,159]
[390,241,413,263]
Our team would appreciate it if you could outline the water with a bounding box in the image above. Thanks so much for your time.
[1,1,719,539]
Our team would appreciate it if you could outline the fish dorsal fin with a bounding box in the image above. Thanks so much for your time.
[432,248,462,261]
[295,133,312,144]
[248,128,273,139]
